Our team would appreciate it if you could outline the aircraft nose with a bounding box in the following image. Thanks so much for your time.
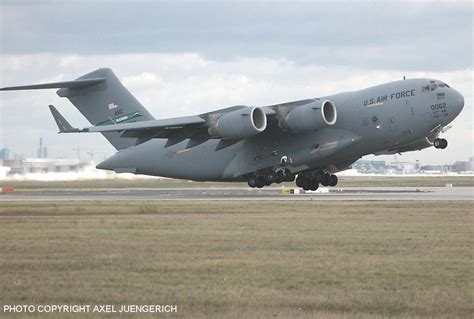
[452,89,464,115]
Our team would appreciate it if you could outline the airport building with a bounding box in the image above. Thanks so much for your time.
[352,158,472,175]
[36,137,48,159]
[0,148,9,161]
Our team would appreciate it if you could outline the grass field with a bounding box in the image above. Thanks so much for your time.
[0,201,472,318]
[2,175,474,190]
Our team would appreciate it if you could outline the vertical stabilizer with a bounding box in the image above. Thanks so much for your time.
[56,68,155,150]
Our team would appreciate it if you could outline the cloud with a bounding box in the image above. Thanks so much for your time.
[123,72,163,87]
[0,1,472,70]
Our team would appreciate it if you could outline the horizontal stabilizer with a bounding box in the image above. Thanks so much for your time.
[0,78,105,91]
[48,105,79,133]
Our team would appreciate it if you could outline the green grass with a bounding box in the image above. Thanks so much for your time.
[1,175,473,190]
[0,201,472,318]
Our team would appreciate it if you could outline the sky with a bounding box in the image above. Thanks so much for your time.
[0,0,472,165]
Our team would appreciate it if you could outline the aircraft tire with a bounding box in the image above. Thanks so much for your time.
[295,175,304,187]
[266,172,276,184]
[309,182,319,191]
[275,171,284,183]
[301,179,312,191]
[321,173,331,186]
[313,171,324,183]
[441,139,448,149]
[284,170,296,182]
[296,175,311,189]
[247,176,259,188]
[328,175,338,186]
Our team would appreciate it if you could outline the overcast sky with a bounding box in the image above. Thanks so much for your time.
[0,0,472,165]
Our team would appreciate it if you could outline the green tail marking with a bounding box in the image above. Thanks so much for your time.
[97,111,143,126]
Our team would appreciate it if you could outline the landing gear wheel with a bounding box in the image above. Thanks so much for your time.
[441,138,448,149]
[284,170,296,182]
[313,171,324,183]
[265,172,276,185]
[296,175,311,190]
[321,173,331,186]
[247,176,259,188]
[434,138,448,149]
[328,175,338,187]
[248,176,265,188]
[256,176,265,188]
[309,182,319,191]
[275,171,284,184]
[295,175,304,188]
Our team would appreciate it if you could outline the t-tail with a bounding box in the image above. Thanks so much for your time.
[0,68,155,150]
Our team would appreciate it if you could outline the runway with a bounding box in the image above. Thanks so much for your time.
[0,186,472,201]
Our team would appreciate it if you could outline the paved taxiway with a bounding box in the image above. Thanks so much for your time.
[0,187,472,201]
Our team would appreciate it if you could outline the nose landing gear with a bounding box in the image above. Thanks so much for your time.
[433,138,448,149]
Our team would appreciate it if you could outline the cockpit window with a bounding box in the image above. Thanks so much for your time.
[422,81,448,93]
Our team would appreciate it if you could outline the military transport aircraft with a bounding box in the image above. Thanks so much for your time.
[1,68,464,190]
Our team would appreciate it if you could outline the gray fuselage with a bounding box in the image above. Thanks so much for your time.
[97,78,464,181]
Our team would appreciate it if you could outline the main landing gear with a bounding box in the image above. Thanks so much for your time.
[433,138,448,149]
[247,169,337,191]
[247,169,296,188]
[295,171,338,191]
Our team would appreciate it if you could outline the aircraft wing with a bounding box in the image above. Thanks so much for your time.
[48,99,313,150]
[261,98,318,114]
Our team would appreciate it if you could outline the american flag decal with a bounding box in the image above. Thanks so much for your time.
[108,102,118,110]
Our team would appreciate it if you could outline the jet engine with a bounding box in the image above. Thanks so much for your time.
[208,106,267,140]
[280,100,337,132]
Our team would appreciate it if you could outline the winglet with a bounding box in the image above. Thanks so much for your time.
[48,105,80,133]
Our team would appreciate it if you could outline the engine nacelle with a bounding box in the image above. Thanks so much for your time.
[208,106,267,140]
[280,100,337,132]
